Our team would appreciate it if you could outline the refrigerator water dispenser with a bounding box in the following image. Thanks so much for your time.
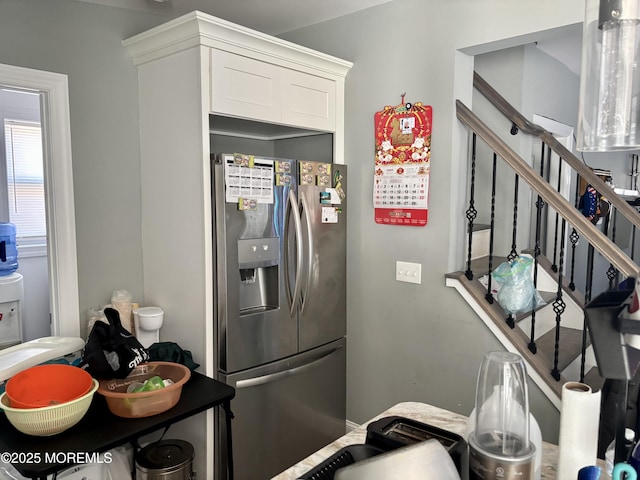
[238,237,280,314]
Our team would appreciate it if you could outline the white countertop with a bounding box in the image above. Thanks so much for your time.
[272,401,562,480]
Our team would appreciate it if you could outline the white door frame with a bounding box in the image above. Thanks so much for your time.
[0,63,79,338]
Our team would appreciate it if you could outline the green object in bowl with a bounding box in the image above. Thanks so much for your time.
[133,376,165,393]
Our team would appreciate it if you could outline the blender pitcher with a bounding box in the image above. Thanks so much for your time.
[469,351,536,480]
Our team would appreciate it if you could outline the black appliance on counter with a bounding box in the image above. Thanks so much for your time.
[298,416,467,479]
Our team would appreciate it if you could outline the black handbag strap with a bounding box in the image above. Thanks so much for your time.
[104,307,123,335]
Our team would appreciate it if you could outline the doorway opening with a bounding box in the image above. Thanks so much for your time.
[0,63,79,340]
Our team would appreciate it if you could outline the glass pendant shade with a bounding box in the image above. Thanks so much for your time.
[577,0,640,152]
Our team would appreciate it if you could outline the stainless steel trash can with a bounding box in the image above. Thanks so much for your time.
[136,439,195,480]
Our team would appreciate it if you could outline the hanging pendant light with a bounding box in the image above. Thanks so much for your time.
[577,0,640,152]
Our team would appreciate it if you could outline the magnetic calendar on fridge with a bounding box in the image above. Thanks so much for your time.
[373,98,432,226]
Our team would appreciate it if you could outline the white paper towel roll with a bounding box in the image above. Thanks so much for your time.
[557,382,602,480]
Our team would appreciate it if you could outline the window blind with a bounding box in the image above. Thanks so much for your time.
[4,121,47,242]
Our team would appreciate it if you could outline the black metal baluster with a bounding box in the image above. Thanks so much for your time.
[551,153,563,272]
[599,203,616,291]
[465,134,478,281]
[529,144,546,355]
[508,174,520,261]
[568,172,581,291]
[580,317,588,382]
[485,152,498,304]
[505,174,520,328]
[632,222,637,262]
[551,218,567,381]
[568,229,579,291]
[606,206,619,289]
[585,245,595,304]
[583,241,596,385]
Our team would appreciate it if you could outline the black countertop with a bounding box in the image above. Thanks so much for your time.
[0,371,235,479]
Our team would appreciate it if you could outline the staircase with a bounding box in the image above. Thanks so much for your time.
[448,73,640,410]
[446,246,600,409]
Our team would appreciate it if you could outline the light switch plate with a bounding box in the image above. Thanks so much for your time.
[396,261,422,284]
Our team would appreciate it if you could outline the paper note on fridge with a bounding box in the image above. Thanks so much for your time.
[327,188,342,204]
[322,207,339,224]
[224,154,274,204]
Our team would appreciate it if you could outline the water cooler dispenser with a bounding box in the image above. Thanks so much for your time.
[0,273,23,349]
[0,223,21,349]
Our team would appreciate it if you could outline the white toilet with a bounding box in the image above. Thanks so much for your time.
[133,306,163,348]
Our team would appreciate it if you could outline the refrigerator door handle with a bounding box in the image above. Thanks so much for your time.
[284,189,303,316]
[235,345,343,389]
[299,194,313,315]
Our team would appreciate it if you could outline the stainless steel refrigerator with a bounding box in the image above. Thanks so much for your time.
[212,153,347,480]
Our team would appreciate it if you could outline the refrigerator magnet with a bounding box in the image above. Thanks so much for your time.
[317,174,331,187]
[320,188,342,205]
[300,161,315,173]
[234,153,254,168]
[275,160,291,173]
[275,173,291,186]
[300,173,314,186]
[333,171,346,200]
[317,163,331,175]
[238,198,258,211]
[320,191,331,204]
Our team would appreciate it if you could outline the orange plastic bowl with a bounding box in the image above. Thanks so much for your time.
[6,364,94,409]
[98,362,191,418]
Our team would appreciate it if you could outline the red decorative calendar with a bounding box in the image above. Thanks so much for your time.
[373,96,432,226]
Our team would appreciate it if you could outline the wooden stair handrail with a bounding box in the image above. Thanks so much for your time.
[473,71,640,232]
[456,99,640,279]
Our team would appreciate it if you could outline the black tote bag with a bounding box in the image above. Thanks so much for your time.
[80,307,150,379]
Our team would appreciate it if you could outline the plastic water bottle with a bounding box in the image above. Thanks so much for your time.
[0,223,18,276]
[606,428,635,477]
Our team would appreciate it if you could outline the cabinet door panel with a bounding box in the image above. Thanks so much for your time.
[282,69,335,131]
[210,49,281,122]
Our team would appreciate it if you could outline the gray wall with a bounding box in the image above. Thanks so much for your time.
[281,0,585,443]
[0,0,163,336]
[0,0,589,446]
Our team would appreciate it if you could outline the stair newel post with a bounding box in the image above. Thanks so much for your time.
[485,152,498,304]
[465,134,478,281]
[505,174,520,328]
[551,150,562,272]
[550,218,567,381]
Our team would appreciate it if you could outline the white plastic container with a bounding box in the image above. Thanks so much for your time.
[111,289,133,333]
[133,307,164,348]
[0,336,85,383]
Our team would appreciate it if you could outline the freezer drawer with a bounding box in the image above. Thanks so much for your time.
[216,338,346,480]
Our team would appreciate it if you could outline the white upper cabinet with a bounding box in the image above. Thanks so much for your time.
[281,68,335,131]
[210,49,282,124]
[210,49,336,131]
[125,10,350,135]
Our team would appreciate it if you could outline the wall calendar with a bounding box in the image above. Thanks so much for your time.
[373,96,432,226]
